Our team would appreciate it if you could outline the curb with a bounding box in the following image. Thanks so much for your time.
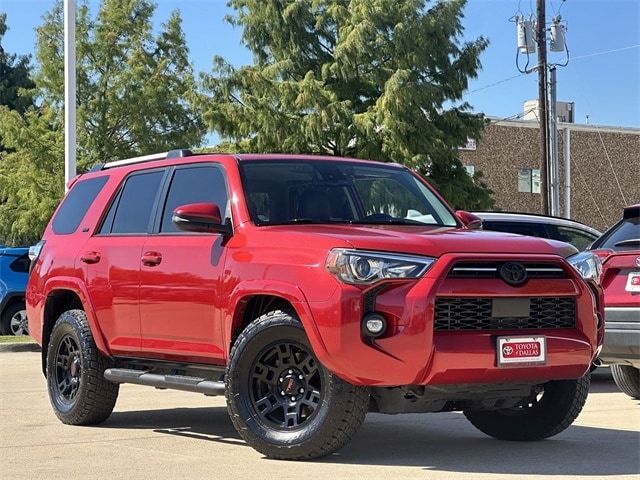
[0,342,41,353]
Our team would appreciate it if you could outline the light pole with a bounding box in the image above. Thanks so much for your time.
[64,0,76,190]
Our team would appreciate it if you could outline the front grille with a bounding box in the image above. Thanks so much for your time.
[434,297,576,331]
[448,261,567,280]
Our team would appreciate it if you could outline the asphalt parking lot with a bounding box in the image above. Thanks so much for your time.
[1,351,638,480]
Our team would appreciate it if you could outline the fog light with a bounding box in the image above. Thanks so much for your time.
[362,313,387,338]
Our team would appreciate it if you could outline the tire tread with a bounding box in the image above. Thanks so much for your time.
[47,309,119,425]
[226,310,369,460]
[611,364,640,399]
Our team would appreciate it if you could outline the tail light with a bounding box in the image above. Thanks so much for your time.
[28,240,46,272]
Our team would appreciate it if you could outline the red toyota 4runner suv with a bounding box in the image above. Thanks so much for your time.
[27,151,604,460]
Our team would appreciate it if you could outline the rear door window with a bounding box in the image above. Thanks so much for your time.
[101,171,165,234]
[52,176,109,234]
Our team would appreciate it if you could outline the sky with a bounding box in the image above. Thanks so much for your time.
[1,0,639,129]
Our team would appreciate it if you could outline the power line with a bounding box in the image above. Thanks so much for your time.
[571,44,640,61]
[491,106,538,123]
[571,155,609,227]
[464,44,640,98]
[466,74,526,95]
[593,125,628,206]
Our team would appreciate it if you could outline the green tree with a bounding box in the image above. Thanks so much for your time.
[201,0,494,209]
[0,0,205,245]
[0,13,35,150]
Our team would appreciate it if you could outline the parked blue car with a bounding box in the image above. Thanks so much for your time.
[0,247,30,335]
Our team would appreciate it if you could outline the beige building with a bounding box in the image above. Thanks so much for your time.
[458,119,640,232]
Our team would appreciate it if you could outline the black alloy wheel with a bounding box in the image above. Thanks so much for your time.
[249,341,322,430]
[46,309,119,425]
[53,334,82,405]
[225,310,370,460]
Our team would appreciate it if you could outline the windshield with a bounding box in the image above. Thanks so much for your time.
[239,160,458,227]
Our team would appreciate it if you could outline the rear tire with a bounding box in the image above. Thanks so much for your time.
[46,309,119,425]
[464,374,590,441]
[611,364,640,399]
[225,310,369,460]
[1,301,28,336]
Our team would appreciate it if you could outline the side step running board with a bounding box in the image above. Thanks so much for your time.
[104,368,225,396]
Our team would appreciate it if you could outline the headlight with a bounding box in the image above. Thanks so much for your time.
[567,251,601,282]
[326,249,435,285]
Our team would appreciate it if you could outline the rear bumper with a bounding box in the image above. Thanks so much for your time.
[306,253,602,387]
[599,307,640,367]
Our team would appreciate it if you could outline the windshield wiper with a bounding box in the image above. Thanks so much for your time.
[351,218,437,226]
[614,239,640,247]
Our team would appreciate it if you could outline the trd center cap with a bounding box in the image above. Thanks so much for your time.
[281,375,301,396]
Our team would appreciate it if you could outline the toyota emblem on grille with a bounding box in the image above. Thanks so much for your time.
[499,262,528,286]
[636,256,640,268]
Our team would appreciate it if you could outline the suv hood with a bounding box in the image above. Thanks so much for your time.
[268,224,577,258]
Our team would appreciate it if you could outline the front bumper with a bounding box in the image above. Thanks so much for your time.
[305,253,602,387]
[599,307,640,367]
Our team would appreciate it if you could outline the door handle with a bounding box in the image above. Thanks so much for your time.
[141,251,162,267]
[80,251,101,264]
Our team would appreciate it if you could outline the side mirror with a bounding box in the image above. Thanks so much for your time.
[172,202,231,235]
[455,210,483,230]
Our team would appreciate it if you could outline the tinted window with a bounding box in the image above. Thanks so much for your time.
[107,171,164,234]
[594,217,640,250]
[52,176,108,234]
[546,225,598,251]
[482,221,548,239]
[240,160,457,227]
[10,254,30,273]
[160,166,229,233]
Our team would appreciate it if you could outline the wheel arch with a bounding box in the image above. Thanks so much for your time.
[0,292,25,317]
[41,278,109,375]
[226,282,328,362]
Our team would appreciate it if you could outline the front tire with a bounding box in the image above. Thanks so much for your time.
[46,309,119,425]
[464,374,590,441]
[225,310,369,460]
[611,364,640,399]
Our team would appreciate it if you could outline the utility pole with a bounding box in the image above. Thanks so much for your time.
[536,0,549,215]
[549,66,560,216]
[64,0,76,190]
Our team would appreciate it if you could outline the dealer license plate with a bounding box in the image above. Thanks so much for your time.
[625,272,640,292]
[497,336,546,367]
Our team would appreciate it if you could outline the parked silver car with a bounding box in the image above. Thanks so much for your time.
[472,212,601,251]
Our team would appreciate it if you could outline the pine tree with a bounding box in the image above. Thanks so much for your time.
[200,0,494,209]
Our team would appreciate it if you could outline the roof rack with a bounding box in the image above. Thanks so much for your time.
[92,149,193,171]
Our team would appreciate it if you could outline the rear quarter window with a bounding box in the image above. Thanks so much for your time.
[52,176,109,235]
[9,254,30,273]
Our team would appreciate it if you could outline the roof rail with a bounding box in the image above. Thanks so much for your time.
[100,149,193,170]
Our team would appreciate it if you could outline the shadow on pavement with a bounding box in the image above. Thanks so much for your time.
[104,406,247,448]
[331,413,640,476]
[589,377,625,394]
[101,381,639,476]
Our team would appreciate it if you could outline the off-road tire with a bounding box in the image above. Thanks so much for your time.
[0,301,27,336]
[46,309,119,425]
[225,310,369,460]
[464,374,590,441]
[611,364,640,399]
